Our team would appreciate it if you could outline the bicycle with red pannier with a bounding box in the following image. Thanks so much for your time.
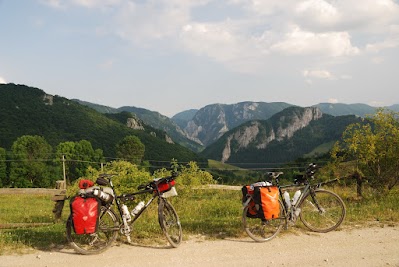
[242,163,346,242]
[66,172,182,254]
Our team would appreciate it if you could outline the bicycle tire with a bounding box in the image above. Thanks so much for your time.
[242,199,286,242]
[158,199,182,248]
[299,189,346,233]
[66,207,119,255]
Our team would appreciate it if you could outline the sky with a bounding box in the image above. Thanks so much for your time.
[1,0,399,117]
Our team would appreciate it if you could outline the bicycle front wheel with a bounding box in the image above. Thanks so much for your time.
[242,199,286,242]
[299,189,346,233]
[158,199,182,248]
[66,207,119,255]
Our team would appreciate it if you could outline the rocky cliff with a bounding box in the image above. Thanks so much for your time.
[219,107,322,162]
[182,101,292,146]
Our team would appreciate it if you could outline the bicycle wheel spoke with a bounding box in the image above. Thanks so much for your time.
[242,200,285,242]
[299,189,346,233]
[158,200,182,247]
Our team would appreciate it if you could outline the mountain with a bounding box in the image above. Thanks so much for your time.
[387,104,399,112]
[116,106,202,152]
[172,109,198,129]
[71,99,118,114]
[0,83,205,163]
[179,101,294,147]
[200,106,362,167]
[314,103,377,117]
[74,99,398,154]
[73,100,203,152]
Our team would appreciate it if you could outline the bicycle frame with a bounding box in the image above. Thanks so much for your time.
[279,177,342,222]
[103,176,171,243]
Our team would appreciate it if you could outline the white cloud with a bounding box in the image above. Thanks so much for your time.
[303,69,336,85]
[295,0,340,28]
[271,26,360,57]
[0,76,7,84]
[303,69,333,79]
[40,0,399,75]
[328,98,339,104]
[114,1,192,44]
[366,37,399,53]
[71,0,122,8]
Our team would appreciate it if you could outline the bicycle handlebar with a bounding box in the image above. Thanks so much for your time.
[137,172,180,191]
[267,172,284,179]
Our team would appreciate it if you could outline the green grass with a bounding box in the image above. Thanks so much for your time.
[303,141,335,158]
[208,159,243,170]
[1,185,398,255]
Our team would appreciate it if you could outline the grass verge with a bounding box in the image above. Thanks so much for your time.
[0,185,398,255]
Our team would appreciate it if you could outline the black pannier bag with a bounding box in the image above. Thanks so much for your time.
[242,185,259,218]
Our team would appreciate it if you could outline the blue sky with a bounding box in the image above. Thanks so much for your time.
[1,0,398,117]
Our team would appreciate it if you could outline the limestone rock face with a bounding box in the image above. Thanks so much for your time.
[220,107,322,162]
[126,117,145,130]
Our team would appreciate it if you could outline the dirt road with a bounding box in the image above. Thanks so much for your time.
[1,226,398,267]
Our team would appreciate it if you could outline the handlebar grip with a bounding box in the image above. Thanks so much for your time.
[137,184,146,190]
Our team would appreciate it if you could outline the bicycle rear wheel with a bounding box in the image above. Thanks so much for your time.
[242,199,285,242]
[299,189,346,233]
[158,199,182,248]
[66,207,119,255]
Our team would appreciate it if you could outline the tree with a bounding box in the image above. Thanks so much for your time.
[332,109,399,193]
[56,140,104,183]
[0,147,7,187]
[9,135,54,187]
[115,135,145,165]
[66,160,151,197]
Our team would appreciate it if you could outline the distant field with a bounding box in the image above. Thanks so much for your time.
[303,141,335,158]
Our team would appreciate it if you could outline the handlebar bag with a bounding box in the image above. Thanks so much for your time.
[158,180,176,193]
[253,186,280,220]
[242,185,258,218]
[78,179,94,189]
[70,195,101,234]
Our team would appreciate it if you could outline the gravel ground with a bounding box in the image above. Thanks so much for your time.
[1,225,398,267]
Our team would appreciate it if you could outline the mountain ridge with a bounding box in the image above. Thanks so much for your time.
[0,83,204,163]
[200,106,362,166]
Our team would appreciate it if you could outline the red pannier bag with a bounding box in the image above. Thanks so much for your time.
[158,180,175,193]
[241,185,258,218]
[70,196,101,234]
[254,186,280,220]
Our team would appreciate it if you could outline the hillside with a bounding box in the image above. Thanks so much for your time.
[201,106,361,167]
[171,109,198,129]
[314,103,377,117]
[117,106,202,152]
[73,100,203,152]
[181,101,294,146]
[0,83,205,163]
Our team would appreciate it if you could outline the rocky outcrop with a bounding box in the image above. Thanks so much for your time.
[275,107,322,141]
[43,94,54,106]
[220,107,322,162]
[165,135,174,144]
[182,102,292,146]
[126,116,145,130]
